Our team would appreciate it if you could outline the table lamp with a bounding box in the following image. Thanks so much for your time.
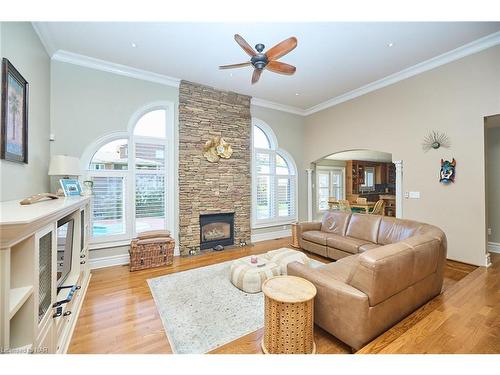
[48,155,81,196]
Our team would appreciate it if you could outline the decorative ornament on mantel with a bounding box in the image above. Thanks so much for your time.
[203,136,233,162]
[422,130,451,152]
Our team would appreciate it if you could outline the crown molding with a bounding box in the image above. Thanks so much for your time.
[251,97,306,116]
[31,22,57,57]
[33,24,500,116]
[51,50,181,88]
[304,31,500,116]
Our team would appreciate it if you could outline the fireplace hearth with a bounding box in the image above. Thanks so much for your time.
[199,212,234,250]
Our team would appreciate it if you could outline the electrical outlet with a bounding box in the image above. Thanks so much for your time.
[488,228,492,236]
[283,225,287,230]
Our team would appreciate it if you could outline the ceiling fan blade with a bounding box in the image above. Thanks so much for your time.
[234,34,257,57]
[252,69,262,84]
[219,62,251,70]
[266,61,296,75]
[265,36,298,61]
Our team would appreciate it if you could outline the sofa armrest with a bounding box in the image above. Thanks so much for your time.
[298,221,322,233]
[288,261,370,350]
[288,262,367,301]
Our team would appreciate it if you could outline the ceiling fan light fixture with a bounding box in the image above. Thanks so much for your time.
[219,34,297,84]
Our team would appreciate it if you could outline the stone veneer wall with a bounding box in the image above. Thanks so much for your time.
[178,81,252,256]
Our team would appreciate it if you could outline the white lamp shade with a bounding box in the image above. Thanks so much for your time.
[48,155,81,176]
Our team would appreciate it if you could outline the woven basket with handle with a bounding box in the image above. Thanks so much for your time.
[129,230,174,271]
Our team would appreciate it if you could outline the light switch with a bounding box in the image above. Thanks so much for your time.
[409,191,420,199]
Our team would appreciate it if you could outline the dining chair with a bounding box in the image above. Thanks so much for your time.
[338,199,352,213]
[370,199,386,215]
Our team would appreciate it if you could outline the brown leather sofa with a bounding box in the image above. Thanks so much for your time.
[288,211,447,350]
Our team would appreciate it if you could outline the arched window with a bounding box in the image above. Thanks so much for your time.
[252,120,297,227]
[87,107,169,242]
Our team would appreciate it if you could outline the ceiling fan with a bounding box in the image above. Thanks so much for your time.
[219,34,297,84]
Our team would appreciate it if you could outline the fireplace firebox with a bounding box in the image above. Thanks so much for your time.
[199,212,234,250]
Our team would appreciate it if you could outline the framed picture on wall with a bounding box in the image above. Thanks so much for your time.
[1,58,29,163]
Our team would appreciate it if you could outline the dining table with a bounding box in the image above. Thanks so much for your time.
[328,199,375,213]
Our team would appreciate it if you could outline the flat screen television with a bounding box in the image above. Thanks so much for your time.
[57,216,74,287]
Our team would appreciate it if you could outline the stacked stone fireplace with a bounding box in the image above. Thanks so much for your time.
[178,81,252,255]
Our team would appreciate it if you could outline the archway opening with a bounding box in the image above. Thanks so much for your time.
[310,149,400,219]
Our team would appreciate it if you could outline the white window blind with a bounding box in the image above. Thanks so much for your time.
[91,176,126,237]
[135,142,167,233]
[277,177,294,217]
[256,175,272,220]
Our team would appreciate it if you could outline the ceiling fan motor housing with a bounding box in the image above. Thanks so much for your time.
[251,53,268,70]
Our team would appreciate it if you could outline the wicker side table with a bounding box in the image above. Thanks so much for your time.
[290,222,300,248]
[261,276,317,354]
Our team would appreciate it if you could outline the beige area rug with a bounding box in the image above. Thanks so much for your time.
[148,250,323,353]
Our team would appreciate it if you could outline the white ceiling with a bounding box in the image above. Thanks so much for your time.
[34,22,500,110]
[325,150,392,162]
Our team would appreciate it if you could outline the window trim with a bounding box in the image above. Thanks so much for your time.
[251,118,298,229]
[81,101,177,250]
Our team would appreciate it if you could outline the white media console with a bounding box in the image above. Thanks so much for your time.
[0,196,91,353]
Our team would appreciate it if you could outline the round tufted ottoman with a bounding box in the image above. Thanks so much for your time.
[230,256,280,293]
[262,248,310,275]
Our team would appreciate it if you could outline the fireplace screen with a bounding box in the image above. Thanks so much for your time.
[199,212,234,250]
[202,222,231,242]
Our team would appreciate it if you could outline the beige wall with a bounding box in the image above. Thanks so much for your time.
[486,125,500,244]
[0,22,51,201]
[304,46,500,266]
[50,60,179,159]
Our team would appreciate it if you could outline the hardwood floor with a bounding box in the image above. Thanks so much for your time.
[68,238,498,354]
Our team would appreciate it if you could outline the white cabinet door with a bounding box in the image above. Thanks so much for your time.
[34,224,57,353]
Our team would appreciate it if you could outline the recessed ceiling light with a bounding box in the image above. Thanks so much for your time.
[230,73,233,77]
[131,42,137,48]
[295,93,300,96]
[387,42,394,48]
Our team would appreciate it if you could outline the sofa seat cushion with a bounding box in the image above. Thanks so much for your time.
[302,230,329,245]
[359,243,381,253]
[327,234,373,254]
